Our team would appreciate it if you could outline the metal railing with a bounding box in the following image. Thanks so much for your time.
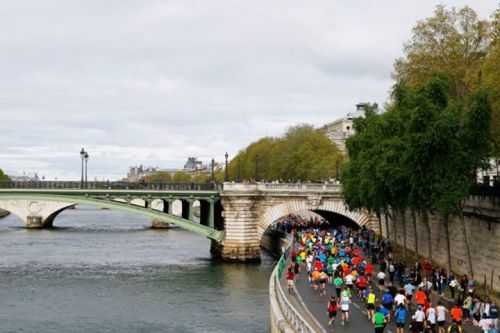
[270,254,316,333]
[0,181,220,191]
[222,182,342,193]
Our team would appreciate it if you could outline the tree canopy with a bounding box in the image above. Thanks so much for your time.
[226,125,343,182]
[342,74,492,271]
[394,4,500,154]
[0,169,9,182]
[143,171,172,183]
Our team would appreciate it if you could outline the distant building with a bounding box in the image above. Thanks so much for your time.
[126,165,159,182]
[9,172,40,182]
[125,157,217,182]
[320,103,378,154]
[183,157,205,171]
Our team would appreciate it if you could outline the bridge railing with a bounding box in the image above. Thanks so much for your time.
[223,182,342,193]
[0,181,220,191]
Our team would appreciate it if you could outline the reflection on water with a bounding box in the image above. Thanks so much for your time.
[0,205,274,333]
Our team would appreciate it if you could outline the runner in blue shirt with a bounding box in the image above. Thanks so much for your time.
[394,304,408,333]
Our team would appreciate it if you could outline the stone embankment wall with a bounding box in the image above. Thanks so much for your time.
[384,196,500,293]
[0,209,9,218]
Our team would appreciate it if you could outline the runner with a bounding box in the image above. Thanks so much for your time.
[395,304,408,333]
[426,305,437,333]
[451,303,464,326]
[377,270,386,287]
[436,301,449,333]
[327,296,338,326]
[286,265,295,295]
[367,288,377,320]
[334,275,343,298]
[340,289,351,325]
[382,290,394,320]
[373,307,387,333]
[412,305,426,333]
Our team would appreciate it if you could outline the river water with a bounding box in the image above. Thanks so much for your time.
[0,205,275,333]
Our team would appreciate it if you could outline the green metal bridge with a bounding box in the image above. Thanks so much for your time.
[0,181,224,242]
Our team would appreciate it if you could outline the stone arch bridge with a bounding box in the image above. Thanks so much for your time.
[0,182,377,262]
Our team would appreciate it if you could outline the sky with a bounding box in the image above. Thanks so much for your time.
[0,0,496,180]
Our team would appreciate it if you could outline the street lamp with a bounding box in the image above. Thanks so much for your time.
[224,152,229,182]
[211,158,215,183]
[84,152,89,188]
[80,148,86,188]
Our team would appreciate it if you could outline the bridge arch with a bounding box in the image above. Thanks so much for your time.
[258,199,373,239]
[0,194,224,241]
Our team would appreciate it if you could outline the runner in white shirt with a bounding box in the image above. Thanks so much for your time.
[436,301,448,333]
[377,271,386,287]
[340,294,351,325]
[412,306,426,333]
[395,290,406,307]
[345,274,354,290]
[426,306,437,332]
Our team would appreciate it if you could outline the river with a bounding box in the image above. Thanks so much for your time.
[0,205,275,333]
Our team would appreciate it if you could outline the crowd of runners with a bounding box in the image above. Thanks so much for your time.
[283,219,498,333]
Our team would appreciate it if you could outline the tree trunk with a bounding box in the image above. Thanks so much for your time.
[384,213,390,240]
[442,213,452,274]
[401,210,407,259]
[422,212,432,260]
[392,210,398,244]
[376,212,383,237]
[411,210,419,258]
[460,213,474,279]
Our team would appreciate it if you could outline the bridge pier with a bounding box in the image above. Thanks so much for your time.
[217,195,261,262]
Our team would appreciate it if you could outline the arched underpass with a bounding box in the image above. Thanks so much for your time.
[261,210,360,257]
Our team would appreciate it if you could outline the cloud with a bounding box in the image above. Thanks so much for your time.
[0,0,496,179]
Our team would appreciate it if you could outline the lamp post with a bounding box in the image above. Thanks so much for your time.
[224,152,228,182]
[80,148,86,188]
[211,158,215,183]
[84,152,89,188]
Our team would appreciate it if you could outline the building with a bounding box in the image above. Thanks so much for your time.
[126,165,159,182]
[125,157,219,182]
[320,103,378,154]
[183,157,205,171]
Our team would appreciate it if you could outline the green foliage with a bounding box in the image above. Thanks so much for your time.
[343,75,492,215]
[0,169,9,182]
[192,173,209,183]
[226,125,343,182]
[143,171,172,183]
[172,171,192,183]
[394,5,489,99]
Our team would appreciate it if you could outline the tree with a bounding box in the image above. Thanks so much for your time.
[192,173,209,184]
[482,30,500,153]
[143,171,172,183]
[342,75,492,272]
[172,171,192,183]
[227,125,343,182]
[394,5,490,100]
[0,169,9,182]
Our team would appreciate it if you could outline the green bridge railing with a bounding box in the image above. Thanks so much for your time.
[0,181,221,191]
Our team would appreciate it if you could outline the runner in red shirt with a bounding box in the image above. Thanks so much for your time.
[286,268,295,295]
[365,262,373,281]
[415,288,427,307]
[356,275,368,297]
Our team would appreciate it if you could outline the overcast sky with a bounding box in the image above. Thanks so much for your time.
[0,1,496,180]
